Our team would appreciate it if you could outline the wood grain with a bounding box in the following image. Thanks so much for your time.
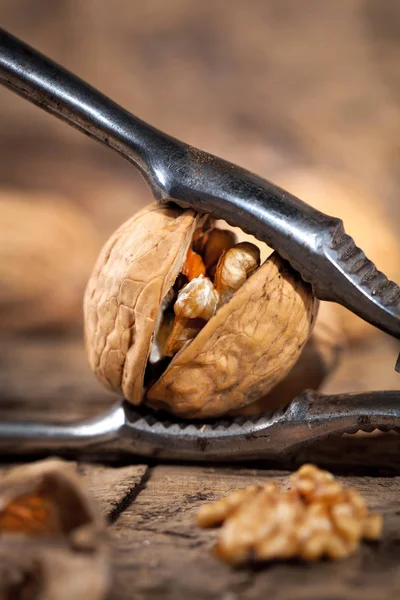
[80,463,149,519]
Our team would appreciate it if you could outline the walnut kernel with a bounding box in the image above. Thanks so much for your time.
[197,464,382,565]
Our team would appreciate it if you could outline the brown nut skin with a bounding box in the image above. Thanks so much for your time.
[84,202,197,404]
[85,203,317,418]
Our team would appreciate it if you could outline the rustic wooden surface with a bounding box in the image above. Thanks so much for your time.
[1,335,400,600]
[2,0,400,597]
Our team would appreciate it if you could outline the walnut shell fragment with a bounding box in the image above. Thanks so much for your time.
[84,202,318,418]
[235,302,344,415]
[0,459,110,600]
[197,464,382,565]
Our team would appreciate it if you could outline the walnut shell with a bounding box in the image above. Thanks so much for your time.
[84,202,317,418]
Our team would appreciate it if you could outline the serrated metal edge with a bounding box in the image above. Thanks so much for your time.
[330,223,400,308]
[124,402,285,433]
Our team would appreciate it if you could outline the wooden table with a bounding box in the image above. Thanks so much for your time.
[1,334,400,599]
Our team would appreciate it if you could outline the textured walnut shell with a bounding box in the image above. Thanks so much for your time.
[234,302,344,415]
[0,190,100,332]
[84,203,317,417]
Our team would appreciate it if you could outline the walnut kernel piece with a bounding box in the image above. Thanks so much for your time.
[202,228,237,277]
[165,275,220,356]
[0,493,62,537]
[197,464,382,565]
[196,485,265,528]
[213,242,260,305]
[183,248,206,281]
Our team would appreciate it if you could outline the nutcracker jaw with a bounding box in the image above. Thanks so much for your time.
[0,391,399,462]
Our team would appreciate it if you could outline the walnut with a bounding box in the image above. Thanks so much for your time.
[0,458,110,600]
[197,464,382,565]
[84,202,319,418]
